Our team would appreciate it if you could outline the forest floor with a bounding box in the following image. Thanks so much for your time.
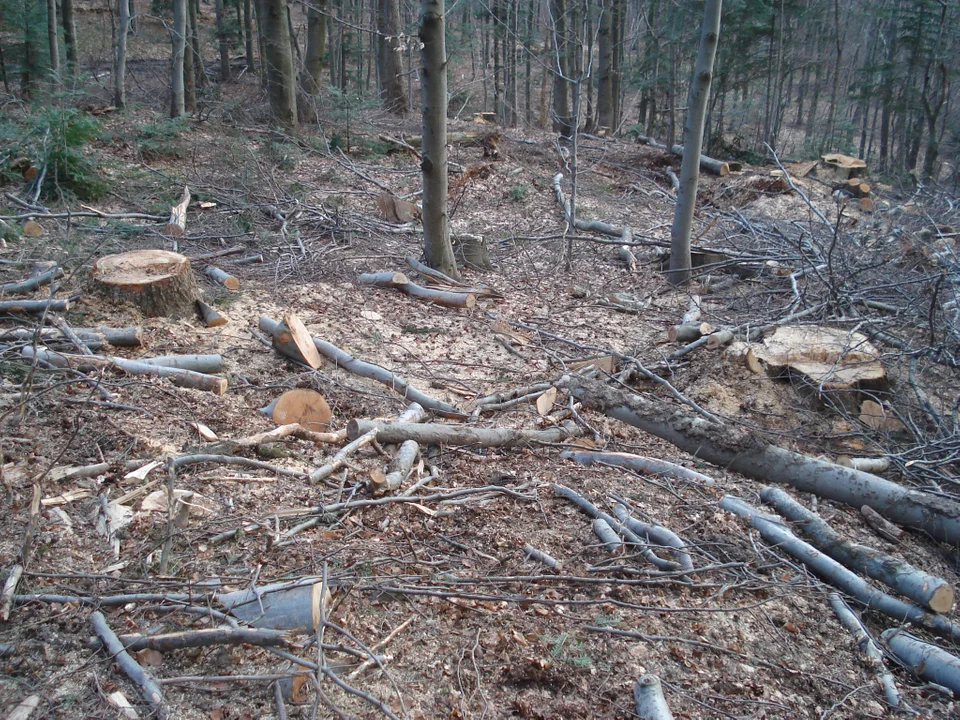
[2,44,960,720]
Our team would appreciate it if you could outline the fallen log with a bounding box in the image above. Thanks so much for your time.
[560,374,960,546]
[634,674,675,720]
[0,326,141,349]
[828,593,902,708]
[667,322,714,344]
[669,143,736,176]
[593,518,623,552]
[377,439,420,494]
[560,450,716,486]
[760,487,954,612]
[204,265,240,291]
[310,428,378,483]
[185,246,246,262]
[141,354,223,374]
[0,267,63,295]
[218,580,327,633]
[861,505,903,543]
[114,627,294,651]
[611,503,694,572]
[881,629,960,696]
[164,186,190,236]
[282,312,323,369]
[197,298,226,327]
[719,495,960,642]
[90,610,167,719]
[358,271,476,309]
[259,316,463,417]
[346,419,583,448]
[22,347,227,395]
[0,298,72,313]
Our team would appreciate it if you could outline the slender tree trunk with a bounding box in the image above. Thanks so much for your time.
[262,0,298,128]
[114,0,130,107]
[550,0,572,139]
[376,0,406,112]
[61,0,78,71]
[183,2,197,111]
[668,0,722,286]
[188,0,204,89]
[493,0,504,123]
[821,0,842,154]
[419,0,459,280]
[524,2,533,123]
[597,0,613,132]
[243,0,254,68]
[302,0,326,93]
[171,0,187,118]
[47,0,60,82]
[215,0,232,81]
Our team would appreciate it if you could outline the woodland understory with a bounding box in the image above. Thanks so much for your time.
[1,1,960,720]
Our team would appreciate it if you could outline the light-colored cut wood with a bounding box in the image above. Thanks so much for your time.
[282,312,323,369]
[164,186,191,236]
[91,250,199,318]
[270,389,331,431]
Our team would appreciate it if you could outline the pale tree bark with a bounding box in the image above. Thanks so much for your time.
[262,0,298,129]
[301,0,326,93]
[215,0,232,82]
[61,0,78,71]
[377,0,407,113]
[114,0,131,107]
[549,0,572,138]
[171,0,187,118]
[597,0,613,132]
[668,0,722,286]
[47,0,60,82]
[419,0,459,280]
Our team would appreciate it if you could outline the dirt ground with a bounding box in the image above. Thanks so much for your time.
[2,14,960,719]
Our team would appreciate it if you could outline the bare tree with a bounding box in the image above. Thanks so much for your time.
[419,0,459,279]
[301,0,326,93]
[170,0,186,118]
[668,0,722,286]
[377,0,407,113]
[262,0,298,129]
[114,0,131,107]
[46,0,59,82]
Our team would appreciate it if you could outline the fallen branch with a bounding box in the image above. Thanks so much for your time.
[523,543,562,570]
[204,265,240,291]
[358,271,476,309]
[611,503,694,572]
[112,627,294,651]
[760,487,953,612]
[141,354,223,373]
[0,326,142,349]
[634,674,675,720]
[197,299,226,327]
[561,450,716,486]
[0,298,72,313]
[232,424,346,447]
[90,610,167,719]
[259,316,463,417]
[346,419,583,448]
[719,495,960,642]
[561,374,960,546]
[0,267,63,295]
[828,593,902,709]
[218,580,327,633]
[377,439,420,494]
[310,429,378,483]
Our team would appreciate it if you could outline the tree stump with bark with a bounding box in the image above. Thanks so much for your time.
[91,250,200,318]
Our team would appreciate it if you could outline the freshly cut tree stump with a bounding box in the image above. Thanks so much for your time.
[92,250,199,318]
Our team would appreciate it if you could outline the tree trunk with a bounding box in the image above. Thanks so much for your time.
[47,0,60,82]
[493,0,504,123]
[215,0,232,82]
[597,0,614,133]
[377,0,407,113]
[302,0,326,93]
[243,0,254,68]
[419,0,459,280]
[170,0,187,118]
[114,0,131,108]
[549,0,572,139]
[60,0,77,70]
[188,0,204,88]
[668,0,721,286]
[182,0,197,112]
[262,0,298,129]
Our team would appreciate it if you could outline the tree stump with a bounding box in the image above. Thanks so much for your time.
[91,250,200,318]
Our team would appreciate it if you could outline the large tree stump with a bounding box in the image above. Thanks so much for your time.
[91,250,200,318]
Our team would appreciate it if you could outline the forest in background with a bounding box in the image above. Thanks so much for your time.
[0,0,958,186]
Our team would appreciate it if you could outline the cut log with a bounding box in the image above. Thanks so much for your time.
[0,326,141,349]
[197,299,227,327]
[682,295,702,324]
[634,675,675,720]
[0,266,63,295]
[760,487,954,613]
[706,330,735,350]
[0,298,71,313]
[561,450,716,486]
[821,153,866,180]
[882,629,960,696]
[204,265,240,291]
[720,495,960,642]
[358,272,477,309]
[265,389,332,431]
[669,143,731,176]
[90,611,167,719]
[618,245,637,271]
[91,250,200,318]
[858,197,874,212]
[282,312,323,369]
[347,419,582,448]
[861,505,903,543]
[560,374,960,545]
[22,220,43,237]
[115,627,293,651]
[218,580,327,634]
[377,439,420,494]
[667,322,714,344]
[164,186,191,236]
[259,316,463,417]
[230,254,264,265]
[141,354,223,374]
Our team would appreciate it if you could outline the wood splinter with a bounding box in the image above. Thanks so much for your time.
[164,186,190,237]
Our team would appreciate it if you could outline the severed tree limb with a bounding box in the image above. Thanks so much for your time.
[347,419,583,448]
[204,265,240,291]
[197,298,227,327]
[259,316,463,417]
[232,424,346,447]
[593,518,623,552]
[562,450,716,486]
[358,271,476,309]
[761,487,954,612]
[561,374,960,546]
[141,354,223,373]
[611,503,694,572]
[881,628,960,697]
[310,429,378,483]
[524,543,562,570]
[828,593,903,709]
[378,439,420,494]
[90,610,167,719]
[109,627,294,651]
[0,266,63,295]
[0,298,72,313]
[0,326,142,349]
[634,674,675,720]
[719,495,960,643]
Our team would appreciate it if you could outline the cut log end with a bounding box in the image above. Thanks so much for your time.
[92,250,200,318]
[929,584,956,615]
[271,389,332,431]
